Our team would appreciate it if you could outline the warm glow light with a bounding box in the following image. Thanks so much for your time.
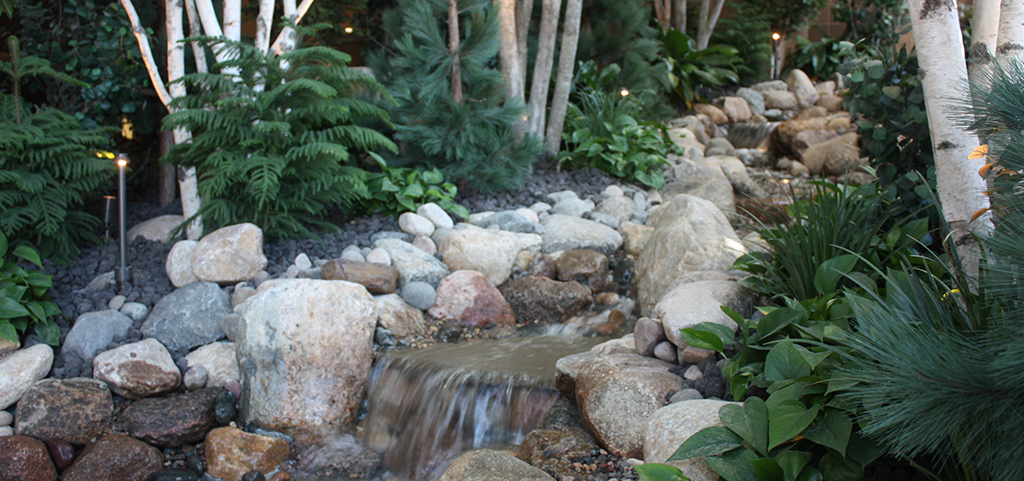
[772,32,781,41]
[620,88,629,97]
[344,26,354,33]
[782,178,790,184]
[117,159,127,168]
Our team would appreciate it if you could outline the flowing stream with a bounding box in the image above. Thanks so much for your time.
[362,334,607,480]
[727,121,781,149]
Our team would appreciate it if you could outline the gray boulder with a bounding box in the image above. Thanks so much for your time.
[142,282,231,351]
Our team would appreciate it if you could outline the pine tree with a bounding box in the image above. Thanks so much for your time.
[367,0,540,194]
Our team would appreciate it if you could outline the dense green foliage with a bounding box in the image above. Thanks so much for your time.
[710,15,773,85]
[17,0,161,133]
[0,231,61,346]
[163,36,397,240]
[784,36,859,80]
[734,0,828,37]
[1,37,114,264]
[658,29,739,108]
[367,0,540,194]
[833,0,906,49]
[362,153,469,219]
[576,0,670,100]
[838,60,1024,481]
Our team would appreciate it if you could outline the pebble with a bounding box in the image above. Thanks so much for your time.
[150,468,200,481]
[214,391,238,425]
[46,438,75,471]
[401,282,436,310]
[0,411,11,426]
[0,426,12,436]
[120,302,149,321]
[108,295,126,310]
[241,471,267,481]
[365,248,391,265]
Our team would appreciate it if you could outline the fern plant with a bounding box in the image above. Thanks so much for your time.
[0,36,114,264]
[163,36,398,240]
[367,0,541,194]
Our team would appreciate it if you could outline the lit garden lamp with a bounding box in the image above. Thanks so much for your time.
[620,88,630,97]
[115,153,132,291]
[344,26,354,34]
[771,32,782,79]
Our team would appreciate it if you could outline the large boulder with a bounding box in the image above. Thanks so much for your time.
[117,387,222,447]
[693,103,728,125]
[769,117,830,158]
[575,353,684,458]
[499,276,593,325]
[165,240,199,287]
[708,155,766,198]
[438,449,555,481]
[786,69,819,108]
[0,435,57,481]
[593,195,638,225]
[734,87,766,116]
[63,310,132,363]
[801,132,861,175]
[636,195,746,315]
[438,226,542,286]
[92,338,181,399]
[428,270,516,328]
[714,96,752,123]
[662,158,735,214]
[540,215,623,255]
[127,214,184,243]
[372,238,450,288]
[14,378,113,445]
[0,344,53,410]
[237,279,376,445]
[191,223,268,284]
[555,249,610,293]
[374,294,428,340]
[142,282,231,351]
[654,280,754,348]
[61,434,163,481]
[643,399,736,481]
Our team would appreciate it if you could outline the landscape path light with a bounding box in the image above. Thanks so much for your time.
[115,153,132,291]
[771,32,782,79]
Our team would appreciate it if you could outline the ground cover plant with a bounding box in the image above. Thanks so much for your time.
[162,35,398,240]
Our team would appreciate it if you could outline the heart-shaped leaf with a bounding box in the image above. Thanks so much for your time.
[765,340,811,382]
[720,397,768,456]
[803,409,853,455]
[634,463,692,481]
[819,451,862,481]
[757,308,802,340]
[776,450,812,481]
[813,255,858,295]
[705,447,760,481]
[669,426,744,461]
[751,457,784,481]
[769,401,820,451]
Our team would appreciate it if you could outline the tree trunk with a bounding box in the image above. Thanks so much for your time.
[184,0,209,72]
[998,0,1024,63]
[908,0,990,263]
[695,0,725,51]
[545,0,581,154]
[167,0,204,239]
[254,0,275,54]
[673,0,685,32]
[158,130,176,207]
[449,0,462,103]
[494,0,523,101]
[526,0,561,141]
[223,0,241,41]
[516,0,533,90]
[270,0,314,55]
[653,0,668,32]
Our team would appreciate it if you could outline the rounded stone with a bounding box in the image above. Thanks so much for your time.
[400,282,436,311]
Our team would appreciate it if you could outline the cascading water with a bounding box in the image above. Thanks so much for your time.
[727,121,781,149]
[362,335,606,480]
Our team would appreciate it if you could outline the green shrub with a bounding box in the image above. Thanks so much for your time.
[362,153,469,219]
[366,0,541,194]
[784,35,860,80]
[658,29,739,108]
[710,15,774,85]
[17,0,162,133]
[838,60,1024,481]
[163,36,397,240]
[833,0,906,50]
[575,0,671,100]
[558,85,675,189]
[0,36,115,264]
[0,231,62,346]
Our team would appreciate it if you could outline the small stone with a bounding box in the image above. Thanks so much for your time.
[417,202,455,229]
[14,378,113,445]
[374,327,397,347]
[412,235,436,256]
[0,411,11,426]
[0,344,54,410]
[340,246,365,263]
[46,438,75,472]
[0,434,57,480]
[204,426,289,481]
[185,453,204,476]
[108,295,126,310]
[654,341,678,363]
[215,391,237,425]
[683,364,704,380]
[268,472,290,481]
[92,338,181,399]
[220,314,242,341]
[400,282,436,310]
[224,379,241,400]
[293,253,312,270]
[0,426,12,436]
[119,302,149,322]
[399,212,435,237]
[595,292,620,306]
[633,317,666,357]
[680,345,715,364]
[241,471,267,481]
[60,434,163,481]
[184,365,209,390]
[148,468,199,481]
[669,388,703,403]
[365,248,391,265]
[232,285,257,309]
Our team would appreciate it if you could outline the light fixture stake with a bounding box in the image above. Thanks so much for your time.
[115,153,132,291]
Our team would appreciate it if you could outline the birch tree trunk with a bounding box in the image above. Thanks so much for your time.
[254,0,275,54]
[223,0,241,41]
[526,0,561,141]
[545,0,581,154]
[494,0,523,100]
[997,0,1024,63]
[184,0,209,72]
[166,0,203,239]
[673,0,685,32]
[695,0,726,51]
[270,0,314,55]
[449,0,462,103]
[516,0,533,90]
[908,0,990,258]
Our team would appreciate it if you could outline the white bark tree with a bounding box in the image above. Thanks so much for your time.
[545,0,582,153]
[907,0,990,263]
[526,0,561,140]
[695,0,726,51]
[515,0,533,89]
[119,0,312,239]
[494,0,523,101]
[997,0,1024,63]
